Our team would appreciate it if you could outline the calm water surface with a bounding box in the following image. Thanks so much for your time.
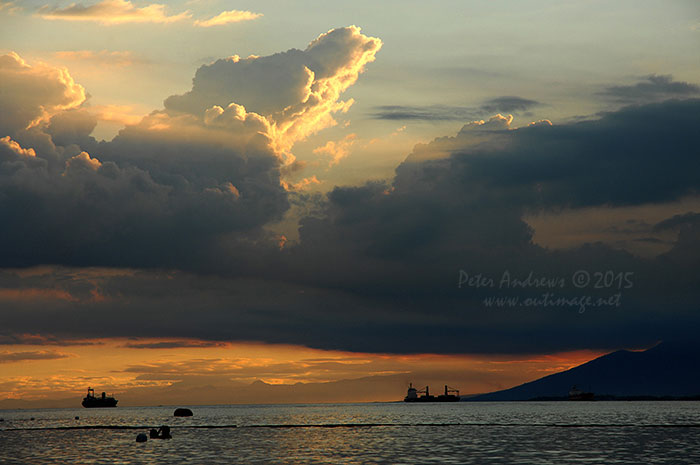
[1,402,699,464]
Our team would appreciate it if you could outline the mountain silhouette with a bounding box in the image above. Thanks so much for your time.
[470,341,700,401]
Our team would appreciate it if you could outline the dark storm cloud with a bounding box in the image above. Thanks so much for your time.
[3,98,699,354]
[454,99,700,208]
[371,96,541,120]
[2,38,700,359]
[601,74,700,103]
[277,98,700,352]
[0,134,286,269]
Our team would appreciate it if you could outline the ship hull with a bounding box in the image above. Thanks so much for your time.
[404,395,460,402]
[82,399,118,408]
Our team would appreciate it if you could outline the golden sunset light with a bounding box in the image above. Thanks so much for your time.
[0,337,607,407]
[1,1,699,463]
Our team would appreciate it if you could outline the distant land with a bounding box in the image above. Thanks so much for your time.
[468,341,700,401]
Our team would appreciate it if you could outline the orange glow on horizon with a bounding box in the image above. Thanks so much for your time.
[0,338,609,406]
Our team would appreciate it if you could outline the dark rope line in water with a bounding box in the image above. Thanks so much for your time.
[243,423,700,429]
[3,423,700,432]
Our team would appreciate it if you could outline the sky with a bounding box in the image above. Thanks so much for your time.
[0,0,699,406]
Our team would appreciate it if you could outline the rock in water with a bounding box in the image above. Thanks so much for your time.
[136,433,148,443]
[173,408,193,417]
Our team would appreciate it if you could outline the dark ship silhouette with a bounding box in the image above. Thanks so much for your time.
[404,383,460,402]
[82,387,118,408]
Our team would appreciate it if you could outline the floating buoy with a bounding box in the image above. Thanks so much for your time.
[173,408,193,417]
[136,433,148,442]
[158,425,172,439]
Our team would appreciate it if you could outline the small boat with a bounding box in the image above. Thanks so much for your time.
[568,385,594,401]
[82,387,118,408]
[404,383,460,402]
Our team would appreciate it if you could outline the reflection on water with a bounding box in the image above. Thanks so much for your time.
[1,402,699,464]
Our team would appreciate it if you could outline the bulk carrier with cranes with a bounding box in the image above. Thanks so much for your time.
[403,383,460,402]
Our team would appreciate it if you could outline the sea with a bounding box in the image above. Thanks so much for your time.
[1,401,699,464]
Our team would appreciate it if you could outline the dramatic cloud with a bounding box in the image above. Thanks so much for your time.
[165,26,381,154]
[602,74,700,103]
[38,0,191,24]
[2,98,699,355]
[1,34,698,356]
[0,52,282,269]
[372,96,540,121]
[194,10,262,27]
[0,28,381,270]
[0,52,86,134]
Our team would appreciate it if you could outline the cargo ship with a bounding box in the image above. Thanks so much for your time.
[82,387,118,408]
[404,383,460,402]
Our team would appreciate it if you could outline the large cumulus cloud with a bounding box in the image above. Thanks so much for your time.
[0,27,381,270]
[165,26,381,153]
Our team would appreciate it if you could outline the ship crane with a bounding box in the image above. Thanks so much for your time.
[444,385,460,397]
